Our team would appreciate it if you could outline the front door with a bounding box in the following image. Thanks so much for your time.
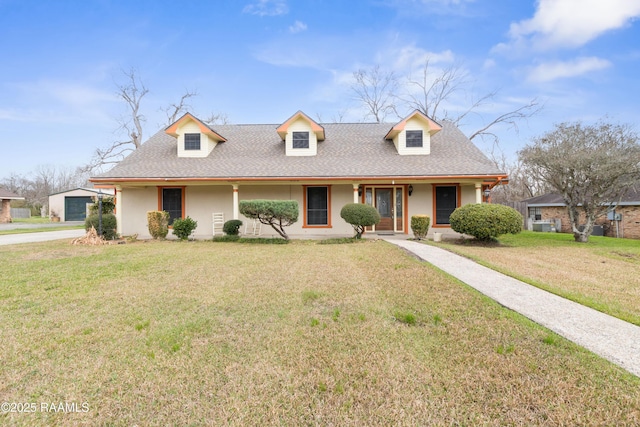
[375,188,393,231]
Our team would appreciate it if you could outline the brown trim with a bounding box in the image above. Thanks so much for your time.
[91,174,508,184]
[403,184,409,234]
[302,185,332,228]
[158,186,186,226]
[432,184,461,228]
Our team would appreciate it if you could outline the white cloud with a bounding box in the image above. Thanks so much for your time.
[501,0,640,52]
[242,0,288,16]
[388,45,455,72]
[289,20,307,34]
[527,57,612,83]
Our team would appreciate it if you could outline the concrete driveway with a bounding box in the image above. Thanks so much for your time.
[0,222,85,246]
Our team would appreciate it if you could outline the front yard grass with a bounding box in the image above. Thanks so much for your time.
[1,239,638,425]
[436,231,640,326]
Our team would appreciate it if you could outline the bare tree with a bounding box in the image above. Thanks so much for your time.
[403,59,470,121]
[352,61,542,143]
[159,90,198,125]
[203,112,230,126]
[1,165,88,211]
[85,70,211,174]
[352,65,398,122]
[520,120,640,242]
[84,69,149,173]
[489,150,549,204]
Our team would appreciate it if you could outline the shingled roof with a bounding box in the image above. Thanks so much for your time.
[94,120,504,180]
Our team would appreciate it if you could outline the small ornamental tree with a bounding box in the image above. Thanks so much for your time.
[147,211,169,239]
[340,203,380,239]
[410,215,430,240]
[172,216,198,240]
[449,203,522,242]
[239,200,298,240]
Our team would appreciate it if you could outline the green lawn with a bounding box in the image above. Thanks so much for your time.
[435,231,640,325]
[0,239,638,426]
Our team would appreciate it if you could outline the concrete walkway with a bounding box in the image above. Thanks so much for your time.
[385,238,640,378]
[0,229,85,245]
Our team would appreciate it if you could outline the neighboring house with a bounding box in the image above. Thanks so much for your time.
[523,189,640,239]
[90,110,507,239]
[0,188,25,223]
[48,188,115,222]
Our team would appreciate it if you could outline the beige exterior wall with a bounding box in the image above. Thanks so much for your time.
[117,181,484,239]
[392,116,431,156]
[284,118,318,156]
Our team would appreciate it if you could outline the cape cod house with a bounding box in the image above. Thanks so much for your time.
[90,110,507,239]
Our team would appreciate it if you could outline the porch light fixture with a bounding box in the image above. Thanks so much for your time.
[408,184,413,196]
[483,188,491,201]
[97,190,104,237]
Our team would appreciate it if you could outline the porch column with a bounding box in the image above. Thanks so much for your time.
[232,184,239,220]
[475,183,482,204]
[352,184,360,203]
[115,186,123,234]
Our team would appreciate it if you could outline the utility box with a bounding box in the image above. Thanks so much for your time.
[607,211,622,221]
[533,222,553,232]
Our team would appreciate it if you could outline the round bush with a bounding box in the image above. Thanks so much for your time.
[340,203,381,239]
[449,203,522,241]
[223,219,243,235]
[172,216,198,240]
[85,213,118,240]
[410,215,430,240]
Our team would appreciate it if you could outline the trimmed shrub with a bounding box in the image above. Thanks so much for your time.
[147,211,169,239]
[239,199,299,240]
[85,213,118,240]
[411,215,430,240]
[172,216,198,240]
[340,203,381,239]
[449,203,523,241]
[223,219,243,236]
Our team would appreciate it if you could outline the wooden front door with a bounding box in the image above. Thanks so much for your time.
[375,188,393,231]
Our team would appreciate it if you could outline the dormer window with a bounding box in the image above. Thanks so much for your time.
[185,133,201,150]
[293,132,309,149]
[385,110,442,156]
[165,113,227,158]
[406,130,423,148]
[277,111,325,157]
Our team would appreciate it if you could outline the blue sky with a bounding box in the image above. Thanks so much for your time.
[2,0,640,176]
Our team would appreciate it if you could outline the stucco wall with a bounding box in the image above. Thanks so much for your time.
[119,182,481,239]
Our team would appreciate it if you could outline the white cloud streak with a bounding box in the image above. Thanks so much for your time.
[527,57,612,83]
[242,0,288,17]
[289,20,307,34]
